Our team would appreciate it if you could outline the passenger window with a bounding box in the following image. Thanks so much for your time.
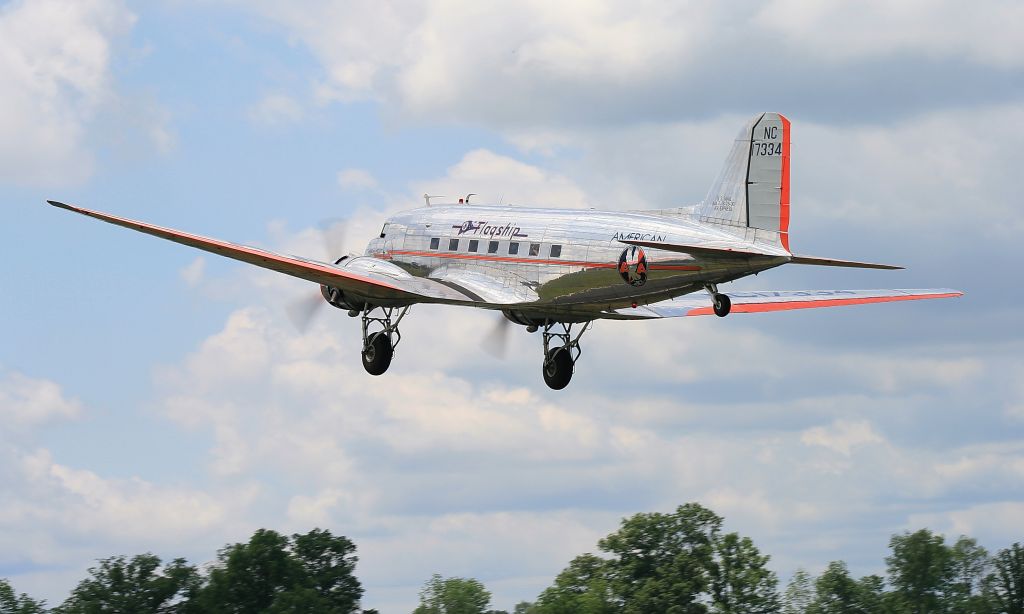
[529,243,540,256]
[448,239,459,251]
[430,237,440,250]
[550,245,562,258]
[468,239,479,252]
[488,241,499,254]
[508,242,520,255]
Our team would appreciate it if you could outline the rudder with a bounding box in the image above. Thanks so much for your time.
[696,112,791,251]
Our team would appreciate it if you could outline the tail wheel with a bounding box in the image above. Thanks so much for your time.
[362,332,394,375]
[542,348,574,390]
[713,293,731,317]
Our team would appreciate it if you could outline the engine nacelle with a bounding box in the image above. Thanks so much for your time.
[320,285,365,313]
[502,310,544,327]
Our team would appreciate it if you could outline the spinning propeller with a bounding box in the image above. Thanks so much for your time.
[285,218,349,331]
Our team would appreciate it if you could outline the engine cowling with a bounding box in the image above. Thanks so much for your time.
[502,310,544,327]
[320,285,365,312]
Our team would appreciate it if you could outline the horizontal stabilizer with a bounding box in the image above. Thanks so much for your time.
[789,255,903,270]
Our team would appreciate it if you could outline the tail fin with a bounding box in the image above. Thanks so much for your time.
[695,112,791,251]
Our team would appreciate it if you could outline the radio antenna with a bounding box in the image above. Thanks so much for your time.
[423,194,446,207]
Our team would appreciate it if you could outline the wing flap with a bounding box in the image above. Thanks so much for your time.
[609,288,963,319]
[46,201,473,304]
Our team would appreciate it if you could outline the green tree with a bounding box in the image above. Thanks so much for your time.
[986,543,1024,614]
[290,529,363,612]
[712,532,780,613]
[413,574,492,614]
[783,569,815,614]
[0,579,46,614]
[513,602,539,614]
[197,529,302,612]
[535,554,616,614]
[54,553,199,614]
[947,536,990,613]
[195,528,363,613]
[806,560,872,614]
[599,503,721,613]
[885,529,952,614]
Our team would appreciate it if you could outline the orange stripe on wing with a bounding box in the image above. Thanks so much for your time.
[685,292,962,316]
[50,202,404,291]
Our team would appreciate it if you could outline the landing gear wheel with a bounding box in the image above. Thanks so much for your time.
[542,348,574,390]
[362,332,393,375]
[713,293,731,317]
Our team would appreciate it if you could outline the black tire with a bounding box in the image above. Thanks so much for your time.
[542,348,574,390]
[362,332,393,375]
[713,293,731,317]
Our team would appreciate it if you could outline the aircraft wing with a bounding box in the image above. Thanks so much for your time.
[46,201,475,304]
[606,288,963,319]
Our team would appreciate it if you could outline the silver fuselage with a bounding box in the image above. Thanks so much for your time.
[361,204,789,321]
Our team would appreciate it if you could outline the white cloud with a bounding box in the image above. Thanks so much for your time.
[180,257,206,286]
[0,370,81,428]
[247,93,304,126]
[417,149,590,207]
[801,419,884,456]
[755,0,1024,67]
[241,0,1022,127]
[337,168,378,190]
[908,501,1024,546]
[18,448,235,540]
[0,0,135,186]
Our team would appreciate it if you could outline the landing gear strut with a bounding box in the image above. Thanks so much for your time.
[541,320,592,390]
[360,306,409,375]
[705,284,731,317]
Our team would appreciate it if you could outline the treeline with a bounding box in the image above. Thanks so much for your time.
[3,503,1022,613]
[1,528,371,613]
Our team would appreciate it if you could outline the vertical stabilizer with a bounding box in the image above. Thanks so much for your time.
[696,112,791,251]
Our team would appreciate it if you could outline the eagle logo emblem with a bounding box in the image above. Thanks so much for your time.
[618,246,648,287]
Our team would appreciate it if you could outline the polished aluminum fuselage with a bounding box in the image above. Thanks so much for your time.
[363,204,788,320]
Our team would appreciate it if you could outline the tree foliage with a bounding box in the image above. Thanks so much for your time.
[3,509,1023,614]
[535,503,778,614]
[987,543,1024,614]
[0,579,46,614]
[195,528,363,613]
[412,574,492,614]
[53,554,199,614]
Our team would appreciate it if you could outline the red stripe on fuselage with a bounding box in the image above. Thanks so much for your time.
[385,250,701,271]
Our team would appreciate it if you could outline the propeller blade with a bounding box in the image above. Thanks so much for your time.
[483,315,511,359]
[318,217,348,262]
[286,290,325,332]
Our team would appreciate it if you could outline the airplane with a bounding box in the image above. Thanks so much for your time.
[47,112,961,390]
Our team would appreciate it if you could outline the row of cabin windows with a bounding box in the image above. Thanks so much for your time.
[427,237,561,258]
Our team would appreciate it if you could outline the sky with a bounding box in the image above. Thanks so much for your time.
[1,0,1023,611]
